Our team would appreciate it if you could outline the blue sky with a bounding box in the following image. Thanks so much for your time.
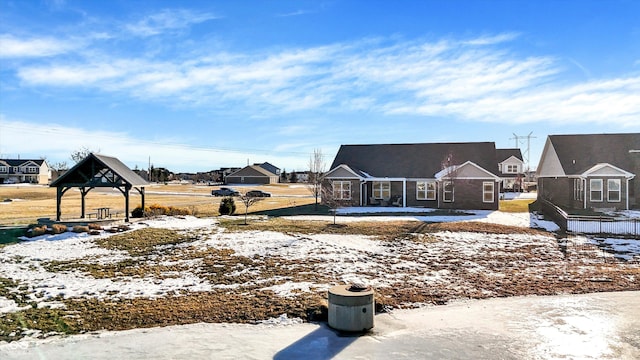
[1,0,639,173]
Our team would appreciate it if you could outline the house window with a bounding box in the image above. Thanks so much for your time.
[506,164,519,173]
[416,181,436,200]
[607,179,621,202]
[333,181,351,200]
[0,166,6,173]
[573,178,584,201]
[443,181,454,202]
[28,167,38,173]
[372,181,390,199]
[590,179,603,202]
[483,182,494,203]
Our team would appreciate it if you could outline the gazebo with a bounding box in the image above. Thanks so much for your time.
[50,153,148,222]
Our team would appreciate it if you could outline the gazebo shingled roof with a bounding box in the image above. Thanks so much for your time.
[50,153,149,222]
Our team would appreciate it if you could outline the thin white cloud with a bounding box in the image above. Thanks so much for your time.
[0,34,79,58]
[7,34,640,127]
[0,118,310,171]
[125,9,220,37]
[276,10,313,17]
[462,32,520,45]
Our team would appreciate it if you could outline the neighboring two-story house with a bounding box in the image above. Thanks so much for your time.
[537,133,640,211]
[496,148,525,192]
[0,159,50,184]
[323,142,502,210]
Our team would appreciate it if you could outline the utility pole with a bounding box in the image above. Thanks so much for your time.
[510,132,536,180]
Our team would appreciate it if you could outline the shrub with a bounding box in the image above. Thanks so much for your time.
[218,197,236,215]
[51,224,68,234]
[88,223,102,230]
[27,225,47,238]
[131,206,148,218]
[131,204,190,218]
[72,225,89,233]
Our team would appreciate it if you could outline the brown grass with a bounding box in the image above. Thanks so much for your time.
[0,184,315,225]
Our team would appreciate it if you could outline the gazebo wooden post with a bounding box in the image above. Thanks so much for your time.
[125,184,131,222]
[80,187,86,219]
[56,187,63,221]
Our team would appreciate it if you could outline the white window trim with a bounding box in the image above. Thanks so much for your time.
[505,164,519,174]
[416,181,436,200]
[607,179,621,202]
[483,181,494,203]
[372,181,390,200]
[333,181,352,200]
[573,178,584,201]
[443,181,454,203]
[590,179,603,202]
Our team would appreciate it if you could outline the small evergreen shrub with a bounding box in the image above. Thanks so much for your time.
[131,206,149,218]
[218,197,236,215]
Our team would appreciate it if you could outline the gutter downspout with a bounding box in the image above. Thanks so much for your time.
[437,181,441,209]
[626,177,630,210]
[583,178,587,210]
[402,179,406,207]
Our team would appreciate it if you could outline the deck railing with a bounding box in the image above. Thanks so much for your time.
[540,199,639,237]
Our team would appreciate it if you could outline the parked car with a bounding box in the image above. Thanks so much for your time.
[211,187,240,196]
[246,190,271,197]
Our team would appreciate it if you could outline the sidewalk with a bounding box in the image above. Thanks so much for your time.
[2,291,638,359]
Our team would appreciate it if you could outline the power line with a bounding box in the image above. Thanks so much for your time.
[510,132,536,175]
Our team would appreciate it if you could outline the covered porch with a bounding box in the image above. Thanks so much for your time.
[360,178,407,207]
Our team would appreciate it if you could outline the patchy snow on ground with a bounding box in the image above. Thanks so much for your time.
[289,208,560,232]
[0,211,636,317]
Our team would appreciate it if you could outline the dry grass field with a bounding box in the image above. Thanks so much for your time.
[0,183,316,225]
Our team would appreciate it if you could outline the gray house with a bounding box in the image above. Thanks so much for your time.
[496,148,525,192]
[225,165,279,184]
[537,133,640,211]
[323,142,502,210]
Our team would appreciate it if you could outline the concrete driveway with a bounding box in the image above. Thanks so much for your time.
[2,291,638,359]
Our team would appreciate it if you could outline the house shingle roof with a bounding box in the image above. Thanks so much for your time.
[1,159,47,166]
[549,133,640,174]
[496,148,523,162]
[330,142,499,178]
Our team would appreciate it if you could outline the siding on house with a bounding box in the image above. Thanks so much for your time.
[323,142,501,210]
[225,165,279,184]
[537,133,640,211]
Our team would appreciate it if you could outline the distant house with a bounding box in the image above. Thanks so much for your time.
[225,165,279,184]
[292,171,310,183]
[496,148,525,192]
[537,133,640,211]
[255,162,280,177]
[0,159,50,184]
[323,142,502,210]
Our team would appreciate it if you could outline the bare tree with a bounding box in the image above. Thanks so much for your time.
[50,161,69,171]
[321,179,346,225]
[70,146,98,164]
[239,193,264,225]
[440,151,459,205]
[307,148,326,210]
